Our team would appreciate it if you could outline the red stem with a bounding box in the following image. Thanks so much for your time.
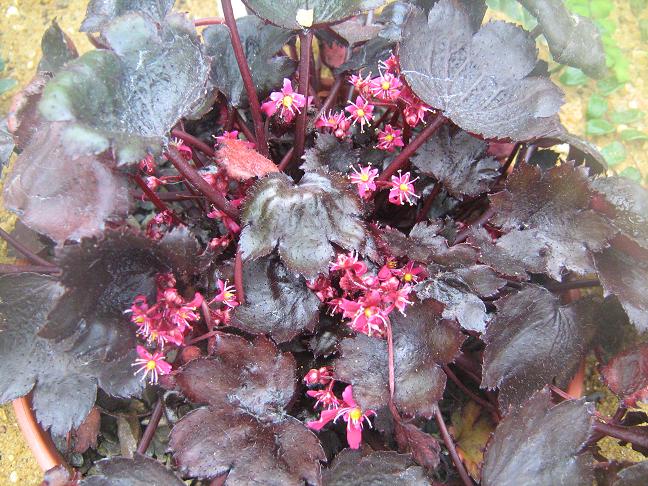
[171,129,216,158]
[132,175,184,225]
[434,407,474,486]
[136,399,164,455]
[377,113,446,182]
[593,421,648,450]
[167,148,239,220]
[234,248,246,305]
[291,30,314,167]
[194,17,224,27]
[386,322,395,398]
[221,0,268,156]
[546,279,601,292]
[132,191,201,202]
[415,181,441,223]
[187,329,223,345]
[233,111,257,144]
[277,148,294,171]
[0,227,56,267]
[316,76,344,119]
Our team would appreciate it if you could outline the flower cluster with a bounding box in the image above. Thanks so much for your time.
[348,165,419,205]
[261,78,307,123]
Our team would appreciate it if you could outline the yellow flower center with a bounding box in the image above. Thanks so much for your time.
[360,173,370,182]
[364,307,375,318]
[356,108,365,118]
[404,273,413,282]
[387,260,398,269]
[399,183,409,192]
[384,134,394,142]
[282,96,294,107]
[146,360,157,371]
[381,81,391,90]
[349,408,363,421]
[224,291,234,300]
[134,316,144,323]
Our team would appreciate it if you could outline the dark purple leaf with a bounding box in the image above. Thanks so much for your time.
[0,273,142,436]
[80,0,174,32]
[482,388,594,485]
[232,256,321,343]
[204,16,296,107]
[334,300,464,417]
[467,227,540,280]
[600,343,648,407]
[490,162,612,280]
[301,133,360,174]
[242,0,389,29]
[170,406,324,484]
[174,334,296,419]
[3,123,129,243]
[322,449,430,485]
[40,13,209,164]
[240,171,376,278]
[482,284,600,410]
[412,0,486,32]
[411,126,500,198]
[80,454,184,485]
[400,0,563,140]
[38,20,78,74]
[613,461,648,486]
[394,421,441,469]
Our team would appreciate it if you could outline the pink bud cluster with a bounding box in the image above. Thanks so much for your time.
[304,368,375,450]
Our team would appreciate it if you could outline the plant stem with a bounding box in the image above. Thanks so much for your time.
[187,329,223,345]
[593,421,648,451]
[194,17,224,27]
[454,207,496,244]
[434,407,474,486]
[377,113,446,182]
[167,148,239,220]
[415,181,441,223]
[234,248,246,305]
[132,175,184,225]
[546,279,601,291]
[495,142,522,186]
[316,75,344,119]
[136,399,165,455]
[442,364,499,416]
[0,227,56,267]
[171,129,216,158]
[132,191,201,202]
[386,322,395,398]
[221,0,268,156]
[0,264,61,274]
[233,110,257,144]
[291,30,314,167]
[277,148,295,171]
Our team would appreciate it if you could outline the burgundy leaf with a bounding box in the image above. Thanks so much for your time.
[482,284,600,410]
[613,461,648,486]
[334,300,464,417]
[73,407,101,453]
[467,227,539,280]
[394,421,441,470]
[231,256,321,343]
[80,454,184,485]
[482,388,594,485]
[400,0,563,140]
[300,133,360,174]
[7,73,48,149]
[600,343,648,407]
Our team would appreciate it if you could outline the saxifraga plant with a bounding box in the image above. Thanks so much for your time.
[1,0,647,484]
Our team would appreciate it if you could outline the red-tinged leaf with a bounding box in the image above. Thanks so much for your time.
[73,406,101,453]
[322,449,431,485]
[7,74,48,149]
[334,300,464,417]
[482,388,594,486]
[400,0,564,141]
[394,421,441,470]
[600,344,648,407]
[216,137,279,180]
[80,454,184,485]
[482,284,600,410]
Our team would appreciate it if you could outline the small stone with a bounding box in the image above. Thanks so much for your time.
[6,6,19,16]
[9,471,18,483]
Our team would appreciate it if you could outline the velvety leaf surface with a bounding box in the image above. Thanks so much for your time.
[215,137,279,180]
[38,20,78,74]
[170,407,324,484]
[411,126,500,198]
[334,301,464,416]
[613,461,648,486]
[81,454,184,485]
[240,171,376,278]
[204,16,296,107]
[3,123,130,243]
[322,449,430,486]
[232,256,321,342]
[40,13,209,164]
[482,388,594,486]
[80,0,174,32]
[482,285,599,410]
[39,230,175,361]
[400,0,563,140]
[242,0,388,29]
[301,133,360,174]
[0,273,142,436]
[600,343,648,407]
[490,162,612,280]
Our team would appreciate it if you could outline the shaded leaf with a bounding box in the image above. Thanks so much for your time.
[336,37,393,76]
[411,126,500,198]
[334,300,464,416]
[323,449,430,486]
[613,461,648,486]
[73,407,101,453]
[600,343,648,407]
[38,20,78,74]
[450,401,494,481]
[80,0,174,32]
[204,16,296,107]
[301,133,360,174]
[215,137,279,180]
[400,0,563,140]
[80,454,184,485]
[242,0,388,30]
[0,274,142,436]
[482,388,594,485]
[240,171,376,278]
[0,120,14,172]
[232,256,321,343]
[6,73,48,150]
[40,13,209,164]
[490,162,612,280]
[393,421,440,470]
[467,227,539,280]
[482,285,600,410]
[3,123,130,243]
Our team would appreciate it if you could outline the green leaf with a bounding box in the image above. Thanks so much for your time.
[594,18,616,36]
[621,129,648,142]
[630,0,647,15]
[586,94,608,119]
[640,19,648,42]
[620,167,642,183]
[597,77,625,96]
[0,78,17,95]
[559,67,589,86]
[600,141,626,166]
[590,0,613,19]
[610,109,644,125]
[613,57,631,84]
[586,119,615,136]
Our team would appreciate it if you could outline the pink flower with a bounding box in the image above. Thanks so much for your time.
[369,72,402,100]
[388,171,419,206]
[376,124,404,152]
[348,73,372,97]
[168,292,203,332]
[379,54,400,75]
[345,96,374,132]
[393,261,427,284]
[307,388,341,409]
[132,346,172,384]
[330,251,367,275]
[304,367,334,386]
[350,165,379,199]
[211,279,238,308]
[307,385,375,449]
[306,276,336,302]
[261,78,306,123]
[170,138,193,159]
[207,207,241,234]
[314,111,351,139]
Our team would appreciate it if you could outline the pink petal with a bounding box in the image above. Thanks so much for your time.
[157,359,172,375]
[346,422,363,449]
[261,100,278,117]
[136,345,151,360]
[282,78,293,93]
[342,385,356,407]
[307,408,338,431]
